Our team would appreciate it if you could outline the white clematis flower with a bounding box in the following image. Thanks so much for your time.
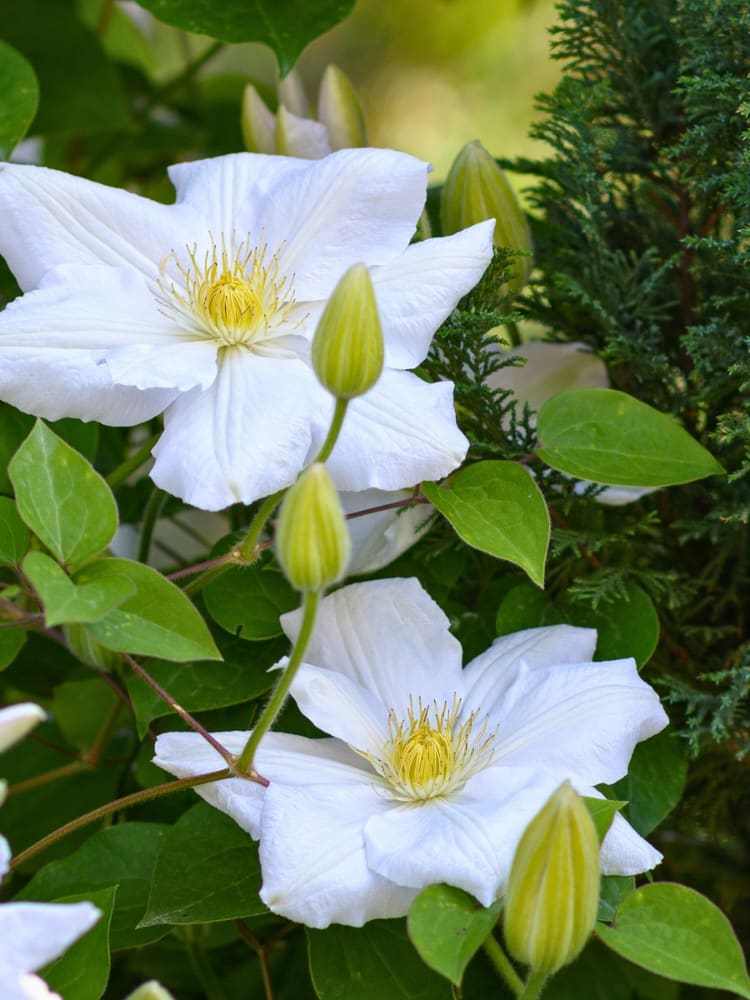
[153,577,668,929]
[0,702,46,879]
[0,150,493,510]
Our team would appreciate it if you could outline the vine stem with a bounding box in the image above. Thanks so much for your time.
[235,589,320,774]
[482,935,524,997]
[9,768,231,870]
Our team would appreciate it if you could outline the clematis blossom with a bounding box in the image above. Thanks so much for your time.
[154,577,668,928]
[0,150,492,511]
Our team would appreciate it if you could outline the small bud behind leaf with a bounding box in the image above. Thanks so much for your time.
[64,623,120,671]
[441,139,533,292]
[311,263,384,400]
[276,464,350,592]
[503,781,600,974]
[124,982,176,1000]
[318,65,367,150]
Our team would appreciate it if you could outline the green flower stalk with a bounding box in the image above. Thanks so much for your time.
[275,463,351,592]
[503,781,600,975]
[441,139,533,293]
[311,262,384,400]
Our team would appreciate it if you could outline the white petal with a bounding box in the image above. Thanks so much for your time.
[275,106,332,159]
[0,901,100,985]
[18,974,61,1000]
[168,153,309,237]
[268,149,429,301]
[341,488,433,575]
[373,222,494,369]
[321,369,468,491]
[258,781,416,928]
[0,834,11,883]
[0,703,46,753]
[584,484,657,506]
[105,340,218,392]
[289,664,391,754]
[151,351,321,510]
[600,811,663,874]
[364,766,561,906]
[282,578,463,718]
[0,163,196,290]
[491,659,669,785]
[462,625,598,719]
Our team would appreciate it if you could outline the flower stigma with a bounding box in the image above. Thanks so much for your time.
[361,696,496,802]
[157,234,298,349]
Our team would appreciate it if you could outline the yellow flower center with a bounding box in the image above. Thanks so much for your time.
[157,235,298,348]
[360,696,495,802]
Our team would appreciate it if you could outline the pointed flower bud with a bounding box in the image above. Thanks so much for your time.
[275,104,330,159]
[276,463,351,592]
[311,263,384,400]
[124,982,177,1000]
[441,139,533,292]
[240,84,276,155]
[318,65,367,150]
[503,781,600,974]
[64,623,120,671]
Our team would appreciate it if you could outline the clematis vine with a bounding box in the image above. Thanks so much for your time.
[0,150,493,510]
[154,577,668,929]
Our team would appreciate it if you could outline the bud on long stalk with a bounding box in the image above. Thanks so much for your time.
[276,463,350,592]
[503,781,600,975]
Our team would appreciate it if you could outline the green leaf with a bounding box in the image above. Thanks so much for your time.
[1,0,128,135]
[0,40,38,159]
[603,729,687,836]
[308,919,452,1000]
[203,552,298,640]
[0,627,26,671]
[9,421,118,566]
[75,558,221,662]
[41,885,116,1000]
[19,824,170,950]
[496,580,659,669]
[51,678,120,751]
[598,875,635,923]
[597,883,750,997]
[140,802,266,926]
[133,0,356,75]
[126,637,282,737]
[537,388,724,487]
[544,939,678,1000]
[407,884,502,986]
[422,461,550,587]
[23,551,134,627]
[0,497,29,565]
[582,796,625,843]
[0,406,98,495]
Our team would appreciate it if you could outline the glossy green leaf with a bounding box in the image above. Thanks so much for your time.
[582,797,625,843]
[407,884,502,985]
[2,0,128,135]
[598,876,635,923]
[495,580,659,669]
[422,461,550,587]
[127,637,282,738]
[0,40,38,158]
[537,388,724,486]
[20,824,170,950]
[0,497,29,565]
[51,678,120,752]
[133,0,355,75]
[9,421,118,566]
[75,558,220,662]
[41,885,116,1000]
[141,802,265,926]
[23,551,134,627]
[545,939,678,1000]
[597,883,750,996]
[203,552,298,640]
[0,627,26,671]
[308,919,452,1000]
[603,729,687,836]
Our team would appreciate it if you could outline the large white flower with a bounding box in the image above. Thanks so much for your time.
[154,577,668,929]
[0,150,492,510]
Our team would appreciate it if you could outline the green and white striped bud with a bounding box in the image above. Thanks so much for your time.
[441,139,533,293]
[124,982,177,1000]
[240,83,276,155]
[276,464,350,592]
[311,263,384,400]
[318,65,367,150]
[503,781,600,974]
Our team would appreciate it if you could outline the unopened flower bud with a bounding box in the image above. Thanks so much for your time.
[311,263,384,400]
[504,781,599,974]
[278,68,309,117]
[276,464,350,592]
[318,65,367,150]
[441,140,533,292]
[64,623,120,671]
[275,104,330,159]
[240,84,276,155]
[124,982,176,1000]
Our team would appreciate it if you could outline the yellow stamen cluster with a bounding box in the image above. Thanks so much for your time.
[364,696,495,802]
[158,235,297,347]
